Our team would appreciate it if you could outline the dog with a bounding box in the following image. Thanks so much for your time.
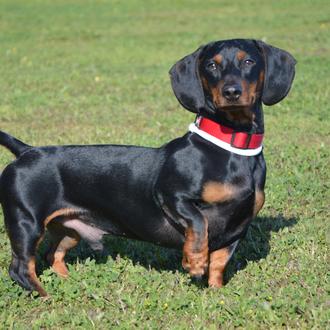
[0,39,296,296]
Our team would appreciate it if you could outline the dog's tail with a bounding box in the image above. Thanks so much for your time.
[0,131,31,157]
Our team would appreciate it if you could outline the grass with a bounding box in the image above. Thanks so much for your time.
[0,0,329,328]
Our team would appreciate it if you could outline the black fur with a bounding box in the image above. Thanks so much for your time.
[255,40,296,105]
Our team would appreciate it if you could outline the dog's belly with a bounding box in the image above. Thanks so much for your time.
[63,219,108,251]
[61,208,185,251]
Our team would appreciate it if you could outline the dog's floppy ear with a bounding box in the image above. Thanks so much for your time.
[169,46,206,113]
[255,40,296,106]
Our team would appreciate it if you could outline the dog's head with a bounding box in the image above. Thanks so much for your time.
[170,39,296,125]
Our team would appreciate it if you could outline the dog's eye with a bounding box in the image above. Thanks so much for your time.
[244,59,255,66]
[207,63,217,71]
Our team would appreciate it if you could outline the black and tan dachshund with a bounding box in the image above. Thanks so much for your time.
[0,39,296,296]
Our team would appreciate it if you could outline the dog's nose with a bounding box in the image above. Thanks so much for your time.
[222,85,242,101]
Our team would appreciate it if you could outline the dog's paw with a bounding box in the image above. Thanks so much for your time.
[208,276,223,288]
[182,250,208,277]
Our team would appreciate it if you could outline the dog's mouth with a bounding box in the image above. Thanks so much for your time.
[206,95,253,113]
[213,103,255,125]
[218,103,252,111]
[214,102,255,116]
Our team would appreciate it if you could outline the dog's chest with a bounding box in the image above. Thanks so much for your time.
[198,178,256,247]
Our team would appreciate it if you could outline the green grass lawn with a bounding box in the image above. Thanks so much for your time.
[0,0,329,328]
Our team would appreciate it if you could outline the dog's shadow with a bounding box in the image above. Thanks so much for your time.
[38,215,297,285]
[223,215,297,284]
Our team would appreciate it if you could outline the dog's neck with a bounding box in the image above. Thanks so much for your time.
[202,101,264,134]
[189,113,264,156]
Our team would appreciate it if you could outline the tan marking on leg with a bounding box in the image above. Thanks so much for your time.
[253,190,265,217]
[208,248,230,288]
[202,182,237,204]
[182,218,209,276]
[27,257,48,297]
[47,221,80,278]
[49,235,80,277]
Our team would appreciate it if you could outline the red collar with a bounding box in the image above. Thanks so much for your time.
[195,116,263,150]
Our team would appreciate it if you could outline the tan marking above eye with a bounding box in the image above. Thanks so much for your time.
[236,50,247,61]
[213,54,223,64]
[202,182,237,203]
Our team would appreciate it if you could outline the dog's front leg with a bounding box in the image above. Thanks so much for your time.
[175,200,209,278]
[208,240,239,288]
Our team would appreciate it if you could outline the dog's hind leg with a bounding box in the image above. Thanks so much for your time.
[46,221,80,278]
[4,208,48,297]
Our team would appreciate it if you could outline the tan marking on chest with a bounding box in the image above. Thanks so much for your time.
[202,182,237,203]
[253,190,265,217]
